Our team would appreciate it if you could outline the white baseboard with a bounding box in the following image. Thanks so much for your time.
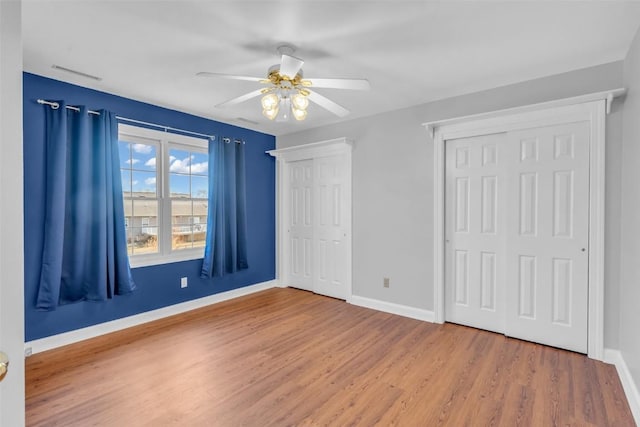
[349,295,435,323]
[604,348,640,425]
[26,280,279,355]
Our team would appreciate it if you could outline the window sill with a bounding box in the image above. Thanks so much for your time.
[129,250,204,268]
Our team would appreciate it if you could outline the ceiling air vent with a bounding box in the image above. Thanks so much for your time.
[52,64,102,81]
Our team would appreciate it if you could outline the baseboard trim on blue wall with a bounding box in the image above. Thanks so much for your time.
[349,294,435,323]
[25,280,279,355]
[604,348,640,424]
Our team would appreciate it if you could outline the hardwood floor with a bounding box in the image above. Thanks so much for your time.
[26,288,635,426]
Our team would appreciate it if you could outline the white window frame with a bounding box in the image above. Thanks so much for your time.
[119,123,209,268]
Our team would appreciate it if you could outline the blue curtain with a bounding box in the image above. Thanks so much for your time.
[201,138,249,278]
[36,102,135,310]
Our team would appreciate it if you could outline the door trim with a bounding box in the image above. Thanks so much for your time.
[267,138,353,301]
[0,1,25,425]
[427,99,610,360]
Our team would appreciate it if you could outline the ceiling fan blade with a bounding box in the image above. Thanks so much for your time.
[279,54,304,79]
[196,71,265,83]
[303,78,371,91]
[307,90,350,118]
[216,88,266,108]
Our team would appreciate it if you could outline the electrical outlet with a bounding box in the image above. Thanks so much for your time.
[180,277,188,288]
[25,347,33,357]
[383,277,390,288]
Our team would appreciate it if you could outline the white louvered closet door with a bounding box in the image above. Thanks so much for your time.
[445,121,590,353]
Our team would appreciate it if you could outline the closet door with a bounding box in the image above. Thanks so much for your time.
[314,155,349,300]
[271,138,353,301]
[445,133,507,334]
[445,121,590,353]
[504,122,589,353]
[288,159,314,292]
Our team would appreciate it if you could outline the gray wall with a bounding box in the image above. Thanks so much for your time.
[278,62,624,348]
[620,27,640,393]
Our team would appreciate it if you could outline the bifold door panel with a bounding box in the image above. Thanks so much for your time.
[288,155,349,300]
[504,123,589,353]
[445,133,507,334]
[289,160,314,292]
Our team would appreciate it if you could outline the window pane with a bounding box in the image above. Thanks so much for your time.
[191,175,208,199]
[171,199,191,221]
[119,142,131,169]
[129,227,158,254]
[172,228,193,250]
[190,152,208,176]
[172,200,191,250]
[121,170,132,197]
[169,149,191,174]
[132,171,156,197]
[193,222,206,248]
[123,199,133,218]
[170,173,190,198]
[125,226,134,256]
[193,201,208,221]
[131,200,158,254]
[131,143,156,171]
[132,200,158,223]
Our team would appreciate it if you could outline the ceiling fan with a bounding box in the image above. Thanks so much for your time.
[196,45,370,122]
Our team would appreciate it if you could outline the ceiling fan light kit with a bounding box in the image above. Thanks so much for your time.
[198,44,370,122]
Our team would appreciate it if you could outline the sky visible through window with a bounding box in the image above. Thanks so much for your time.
[119,141,208,198]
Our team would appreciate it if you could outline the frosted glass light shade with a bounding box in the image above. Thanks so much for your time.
[291,93,309,110]
[262,106,279,120]
[292,108,307,121]
[261,93,279,110]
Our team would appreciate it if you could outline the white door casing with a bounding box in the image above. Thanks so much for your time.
[428,96,612,360]
[0,1,26,426]
[268,138,353,301]
[445,133,507,334]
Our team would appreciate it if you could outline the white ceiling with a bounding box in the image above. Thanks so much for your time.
[22,1,640,136]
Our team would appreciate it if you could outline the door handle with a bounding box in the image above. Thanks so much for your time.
[0,351,8,382]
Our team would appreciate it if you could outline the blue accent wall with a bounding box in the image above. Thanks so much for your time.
[23,72,276,341]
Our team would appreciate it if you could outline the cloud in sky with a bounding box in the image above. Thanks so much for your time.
[145,158,156,167]
[170,155,208,174]
[191,162,208,174]
[132,143,152,154]
[145,177,156,185]
[126,158,140,165]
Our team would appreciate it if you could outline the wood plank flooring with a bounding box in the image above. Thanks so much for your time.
[26,288,636,426]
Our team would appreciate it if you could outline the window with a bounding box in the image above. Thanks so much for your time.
[118,124,209,267]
